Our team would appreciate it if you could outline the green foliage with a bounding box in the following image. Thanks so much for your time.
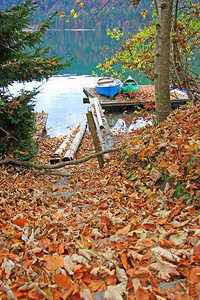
[0,0,73,159]
[96,25,156,79]
[0,0,73,87]
[96,1,200,95]
[107,28,124,40]
[0,90,38,160]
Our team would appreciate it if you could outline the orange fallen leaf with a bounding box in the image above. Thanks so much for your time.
[160,161,169,168]
[121,252,130,270]
[187,267,200,283]
[193,245,200,261]
[12,218,29,228]
[135,285,152,299]
[44,255,64,270]
[55,273,73,289]
[87,279,106,293]
[82,272,91,284]
[142,223,156,230]
[116,224,131,235]
[100,215,112,224]
[104,274,117,285]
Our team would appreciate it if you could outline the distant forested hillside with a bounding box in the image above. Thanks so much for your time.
[0,0,153,30]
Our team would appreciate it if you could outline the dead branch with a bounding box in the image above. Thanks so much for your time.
[0,147,120,170]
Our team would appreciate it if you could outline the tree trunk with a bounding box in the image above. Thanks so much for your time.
[155,0,173,122]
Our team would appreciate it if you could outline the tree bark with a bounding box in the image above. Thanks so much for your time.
[172,0,194,103]
[155,0,173,122]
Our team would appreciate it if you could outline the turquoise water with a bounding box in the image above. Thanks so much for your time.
[10,30,151,136]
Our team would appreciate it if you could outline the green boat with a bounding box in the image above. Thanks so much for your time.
[121,75,139,95]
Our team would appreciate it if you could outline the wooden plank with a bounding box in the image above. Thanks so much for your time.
[86,111,104,168]
[34,112,48,140]
[94,98,104,129]
[89,98,116,151]
[83,86,189,109]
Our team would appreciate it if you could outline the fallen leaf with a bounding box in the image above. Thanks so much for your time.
[187,267,200,283]
[54,273,73,289]
[87,279,106,293]
[12,218,29,228]
[167,164,181,177]
[104,282,127,300]
[116,224,131,235]
[121,252,130,270]
[115,265,128,282]
[101,215,112,224]
[169,231,188,245]
[149,256,180,280]
[150,168,162,183]
[135,285,153,300]
[43,255,64,270]
[152,246,180,262]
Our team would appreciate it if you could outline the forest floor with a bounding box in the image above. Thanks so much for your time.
[0,103,200,300]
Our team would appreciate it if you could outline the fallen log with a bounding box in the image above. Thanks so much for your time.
[50,122,80,164]
[62,118,87,161]
[0,147,120,170]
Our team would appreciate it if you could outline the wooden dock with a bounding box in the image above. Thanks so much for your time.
[34,111,48,140]
[83,85,189,110]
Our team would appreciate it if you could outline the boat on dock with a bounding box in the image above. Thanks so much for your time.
[121,75,139,96]
[95,77,121,98]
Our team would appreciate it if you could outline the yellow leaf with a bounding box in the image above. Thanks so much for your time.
[74,13,78,18]
[185,142,199,150]
[60,12,65,17]
[70,9,75,15]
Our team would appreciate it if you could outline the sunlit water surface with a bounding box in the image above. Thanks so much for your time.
[10,75,97,136]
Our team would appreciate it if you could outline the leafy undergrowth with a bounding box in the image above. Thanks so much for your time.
[0,104,200,300]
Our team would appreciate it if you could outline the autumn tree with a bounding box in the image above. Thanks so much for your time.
[96,0,200,122]
[0,0,73,159]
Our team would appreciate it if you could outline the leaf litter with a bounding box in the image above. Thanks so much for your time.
[0,103,200,299]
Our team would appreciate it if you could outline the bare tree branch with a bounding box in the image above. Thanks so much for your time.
[0,147,121,170]
[91,0,111,19]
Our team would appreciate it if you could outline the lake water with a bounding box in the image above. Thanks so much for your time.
[11,30,150,136]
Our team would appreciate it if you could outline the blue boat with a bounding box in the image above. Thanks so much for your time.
[95,77,121,98]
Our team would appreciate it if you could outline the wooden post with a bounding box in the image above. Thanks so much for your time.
[89,98,116,151]
[86,111,104,168]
